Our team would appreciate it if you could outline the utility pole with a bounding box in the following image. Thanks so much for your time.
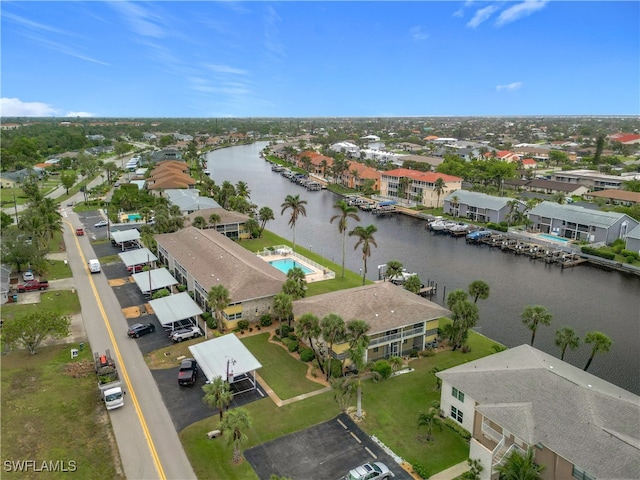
[12,190,18,224]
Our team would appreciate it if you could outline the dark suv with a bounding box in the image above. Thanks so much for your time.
[178,358,198,386]
[127,322,155,338]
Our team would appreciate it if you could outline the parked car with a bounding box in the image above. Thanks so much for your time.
[17,280,49,292]
[22,271,34,281]
[178,358,198,386]
[344,462,394,480]
[94,220,108,228]
[127,264,144,274]
[75,228,85,236]
[170,326,202,343]
[127,323,155,338]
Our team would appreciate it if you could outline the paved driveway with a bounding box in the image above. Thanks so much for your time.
[245,413,412,480]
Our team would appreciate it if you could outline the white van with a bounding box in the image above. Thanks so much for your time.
[88,259,101,273]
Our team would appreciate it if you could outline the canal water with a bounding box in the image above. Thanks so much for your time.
[207,142,640,395]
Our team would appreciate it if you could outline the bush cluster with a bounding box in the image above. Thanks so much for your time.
[259,314,273,327]
[371,360,392,379]
[487,222,508,232]
[581,246,616,260]
[443,418,472,440]
[237,320,250,331]
[299,348,315,362]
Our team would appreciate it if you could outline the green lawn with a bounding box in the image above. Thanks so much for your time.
[1,344,124,480]
[240,333,325,399]
[39,259,74,280]
[181,325,500,479]
[1,290,81,321]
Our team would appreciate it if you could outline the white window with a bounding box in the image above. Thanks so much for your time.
[452,387,465,402]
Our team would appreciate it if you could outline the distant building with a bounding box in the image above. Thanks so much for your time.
[582,189,640,207]
[443,190,525,224]
[550,169,630,191]
[380,168,462,208]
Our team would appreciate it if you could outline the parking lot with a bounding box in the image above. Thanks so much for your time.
[245,413,412,480]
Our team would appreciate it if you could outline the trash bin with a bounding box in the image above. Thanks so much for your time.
[79,343,84,351]
[12,295,18,303]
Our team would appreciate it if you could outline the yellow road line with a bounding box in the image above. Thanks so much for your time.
[67,221,166,480]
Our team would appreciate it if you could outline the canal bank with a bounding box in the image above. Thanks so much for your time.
[206,142,640,395]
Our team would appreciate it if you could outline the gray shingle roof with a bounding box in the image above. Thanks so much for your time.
[155,227,286,302]
[185,207,249,226]
[292,282,450,335]
[444,190,517,211]
[438,345,640,480]
[529,201,633,228]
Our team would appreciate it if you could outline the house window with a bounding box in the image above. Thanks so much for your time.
[452,387,465,402]
[451,406,463,423]
[572,466,596,480]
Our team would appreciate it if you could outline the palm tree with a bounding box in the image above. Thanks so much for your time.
[295,313,324,374]
[555,327,580,361]
[220,408,252,464]
[495,448,546,480]
[450,299,479,350]
[447,289,469,310]
[192,216,207,229]
[209,212,221,229]
[346,319,370,351]
[389,356,404,373]
[202,376,233,421]
[346,342,380,420]
[450,195,460,217]
[281,194,307,251]
[521,305,552,347]
[320,313,346,380]
[468,280,490,304]
[583,331,613,371]
[384,260,403,282]
[404,274,422,294]
[330,200,361,278]
[272,292,293,327]
[348,224,378,286]
[417,404,443,441]
[208,284,230,333]
[320,159,328,178]
[235,181,250,199]
[434,177,446,208]
[258,206,274,238]
[398,176,411,200]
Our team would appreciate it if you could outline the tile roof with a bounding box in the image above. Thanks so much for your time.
[382,168,462,183]
[155,227,286,303]
[438,345,640,480]
[292,281,450,335]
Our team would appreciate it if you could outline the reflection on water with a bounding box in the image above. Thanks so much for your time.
[207,142,640,394]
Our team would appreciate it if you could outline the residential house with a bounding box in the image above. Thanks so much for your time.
[607,132,640,145]
[164,189,221,215]
[483,150,521,163]
[550,170,629,191]
[185,207,252,240]
[503,179,588,196]
[527,201,638,243]
[0,174,17,189]
[292,282,450,363]
[0,168,45,187]
[443,190,525,224]
[341,162,382,191]
[437,344,640,480]
[1,264,11,305]
[380,168,462,208]
[330,141,360,155]
[295,151,334,178]
[145,160,196,195]
[582,189,640,207]
[624,224,640,254]
[398,154,444,170]
[155,226,286,329]
[512,145,551,162]
[150,149,182,164]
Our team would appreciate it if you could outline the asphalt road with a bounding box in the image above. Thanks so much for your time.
[62,209,196,480]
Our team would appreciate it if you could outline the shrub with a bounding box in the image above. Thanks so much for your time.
[487,222,508,232]
[626,255,635,263]
[205,316,217,330]
[260,314,273,327]
[152,288,170,299]
[372,360,392,379]
[237,320,250,331]
[326,359,343,378]
[287,340,299,353]
[299,348,315,362]
[443,418,472,440]
[280,324,293,337]
[411,463,430,479]
[621,249,639,260]
[581,246,616,260]
[409,348,419,358]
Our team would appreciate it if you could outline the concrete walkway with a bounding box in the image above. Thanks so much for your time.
[429,460,468,480]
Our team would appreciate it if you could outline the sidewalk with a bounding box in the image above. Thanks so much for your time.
[429,460,468,480]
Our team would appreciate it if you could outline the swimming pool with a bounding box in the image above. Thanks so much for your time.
[269,258,314,275]
[538,233,570,243]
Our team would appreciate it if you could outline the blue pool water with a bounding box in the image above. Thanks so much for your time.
[269,258,314,275]
[538,233,570,243]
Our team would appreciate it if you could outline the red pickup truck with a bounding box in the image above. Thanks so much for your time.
[17,280,49,292]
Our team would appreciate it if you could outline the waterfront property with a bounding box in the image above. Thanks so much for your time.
[527,201,639,244]
[292,281,450,363]
[437,345,640,480]
[379,168,462,208]
[625,224,640,254]
[443,190,526,224]
[155,226,287,330]
[164,189,220,215]
[185,207,252,240]
[550,169,638,191]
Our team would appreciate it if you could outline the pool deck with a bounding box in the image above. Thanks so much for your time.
[259,253,333,283]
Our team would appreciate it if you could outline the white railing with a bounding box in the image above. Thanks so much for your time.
[482,422,503,443]
[369,326,425,347]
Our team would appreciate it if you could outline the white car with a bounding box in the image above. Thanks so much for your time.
[94,220,108,228]
[22,271,35,281]
[345,462,394,480]
[170,326,202,343]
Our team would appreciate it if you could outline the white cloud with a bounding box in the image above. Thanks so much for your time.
[109,1,166,39]
[66,111,95,118]
[0,98,60,116]
[206,64,249,75]
[410,26,429,41]
[466,4,499,28]
[496,82,523,92]
[453,8,464,18]
[496,0,549,27]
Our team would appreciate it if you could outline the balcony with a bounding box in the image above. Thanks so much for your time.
[369,326,425,347]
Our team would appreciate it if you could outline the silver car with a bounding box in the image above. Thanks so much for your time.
[345,462,393,480]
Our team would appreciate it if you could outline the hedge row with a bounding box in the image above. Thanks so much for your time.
[581,246,616,260]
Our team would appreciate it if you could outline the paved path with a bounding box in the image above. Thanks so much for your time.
[429,460,468,480]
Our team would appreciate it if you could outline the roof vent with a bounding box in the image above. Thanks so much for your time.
[391,310,394,314]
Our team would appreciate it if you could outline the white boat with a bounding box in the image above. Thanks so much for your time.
[428,218,446,231]
[204,170,211,175]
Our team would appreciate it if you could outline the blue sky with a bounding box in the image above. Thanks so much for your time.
[1,1,638,117]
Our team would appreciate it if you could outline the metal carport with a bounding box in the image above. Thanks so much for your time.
[110,229,141,250]
[148,292,203,332]
[118,248,158,269]
[131,268,178,296]
[189,334,262,395]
